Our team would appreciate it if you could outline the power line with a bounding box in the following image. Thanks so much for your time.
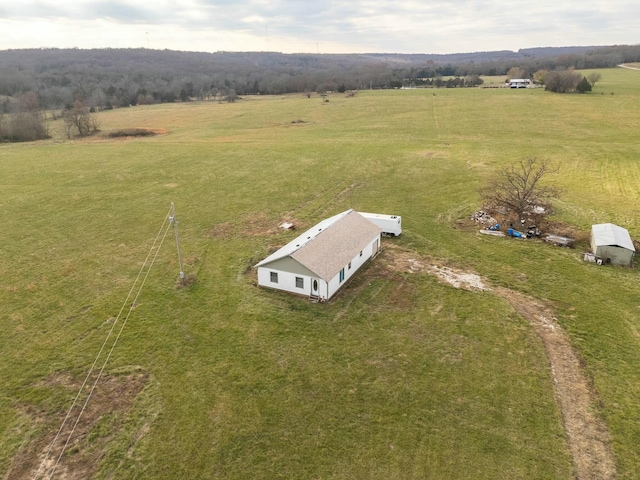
[47,221,171,479]
[34,206,174,480]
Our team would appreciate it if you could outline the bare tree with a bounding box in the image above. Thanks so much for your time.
[479,158,559,224]
[587,72,602,87]
[62,99,98,137]
[8,91,49,142]
[507,66,527,80]
[533,69,548,85]
[544,69,582,93]
[223,89,238,103]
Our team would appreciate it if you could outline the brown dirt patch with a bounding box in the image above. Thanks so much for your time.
[210,212,306,239]
[8,369,149,480]
[378,244,437,275]
[81,128,169,143]
[175,273,197,289]
[379,244,489,291]
[375,243,616,479]
[107,127,169,138]
[219,184,360,240]
[209,221,235,238]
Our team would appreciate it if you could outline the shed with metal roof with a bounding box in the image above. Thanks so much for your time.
[590,223,635,266]
[255,210,382,300]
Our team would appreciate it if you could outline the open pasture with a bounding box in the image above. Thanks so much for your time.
[2,67,640,479]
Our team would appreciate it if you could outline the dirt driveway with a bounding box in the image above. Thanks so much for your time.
[380,245,616,479]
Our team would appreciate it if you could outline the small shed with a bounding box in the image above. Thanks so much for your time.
[590,223,635,266]
[255,210,382,301]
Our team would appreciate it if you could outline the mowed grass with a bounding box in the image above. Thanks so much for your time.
[1,67,640,478]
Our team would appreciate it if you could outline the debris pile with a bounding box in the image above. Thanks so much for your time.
[507,224,542,239]
[507,227,525,238]
[480,229,505,237]
[583,252,605,264]
[545,234,575,248]
[279,222,296,231]
[471,210,497,226]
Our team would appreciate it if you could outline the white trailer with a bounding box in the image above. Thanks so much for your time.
[358,212,402,236]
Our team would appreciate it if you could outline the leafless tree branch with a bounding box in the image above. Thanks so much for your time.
[479,157,560,224]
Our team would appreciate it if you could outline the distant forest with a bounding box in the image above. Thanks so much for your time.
[1,44,639,113]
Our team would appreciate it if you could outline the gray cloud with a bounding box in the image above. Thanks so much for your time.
[1,0,639,53]
[88,2,155,23]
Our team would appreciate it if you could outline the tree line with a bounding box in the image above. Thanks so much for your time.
[1,45,639,142]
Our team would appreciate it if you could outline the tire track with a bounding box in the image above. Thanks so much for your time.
[381,245,617,479]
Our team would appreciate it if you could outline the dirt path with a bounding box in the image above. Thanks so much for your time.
[497,288,616,480]
[381,246,617,479]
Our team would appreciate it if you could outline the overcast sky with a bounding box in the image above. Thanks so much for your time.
[0,1,637,54]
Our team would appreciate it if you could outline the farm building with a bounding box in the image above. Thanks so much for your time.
[255,210,382,301]
[508,78,531,88]
[590,223,636,266]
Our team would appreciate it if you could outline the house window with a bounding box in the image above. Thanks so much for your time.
[339,268,345,283]
[295,277,304,289]
[270,272,278,283]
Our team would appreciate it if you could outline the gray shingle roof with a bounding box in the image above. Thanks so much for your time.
[256,210,382,281]
[255,210,352,267]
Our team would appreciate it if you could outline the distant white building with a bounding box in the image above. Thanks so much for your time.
[255,210,382,301]
[508,78,532,88]
[590,223,635,266]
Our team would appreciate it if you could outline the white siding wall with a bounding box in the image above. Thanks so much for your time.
[257,268,312,296]
[327,236,379,299]
[258,234,380,300]
[317,280,329,300]
[327,275,341,299]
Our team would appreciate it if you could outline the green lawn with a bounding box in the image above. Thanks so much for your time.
[2,67,640,478]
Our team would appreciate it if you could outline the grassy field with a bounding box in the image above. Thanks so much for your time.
[2,67,640,479]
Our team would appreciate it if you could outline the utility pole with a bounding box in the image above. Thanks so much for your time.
[169,203,184,280]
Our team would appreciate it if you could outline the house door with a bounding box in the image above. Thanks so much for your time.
[372,238,379,256]
[311,278,319,296]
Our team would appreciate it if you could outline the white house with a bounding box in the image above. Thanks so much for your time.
[255,210,382,301]
[591,223,636,266]
[508,78,531,88]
